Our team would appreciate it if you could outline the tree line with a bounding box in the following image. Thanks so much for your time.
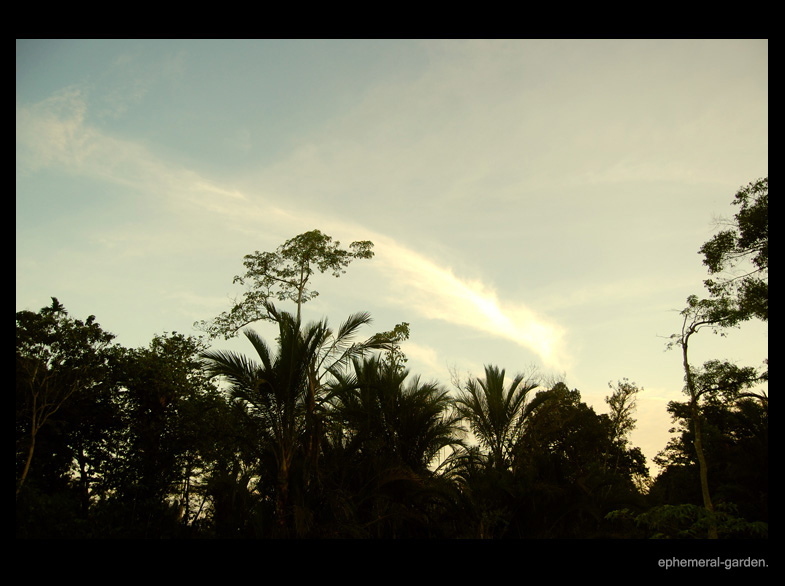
[16,179,767,539]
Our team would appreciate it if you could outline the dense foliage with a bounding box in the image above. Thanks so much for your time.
[16,181,767,539]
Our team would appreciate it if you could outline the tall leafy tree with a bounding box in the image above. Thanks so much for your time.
[197,394,266,537]
[196,229,374,338]
[605,379,641,446]
[514,383,648,538]
[91,332,220,538]
[668,297,730,539]
[700,177,768,322]
[664,178,768,538]
[668,296,765,539]
[604,379,650,491]
[16,298,116,499]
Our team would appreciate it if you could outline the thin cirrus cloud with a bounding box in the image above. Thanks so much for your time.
[17,85,568,372]
[367,232,568,370]
[16,87,89,173]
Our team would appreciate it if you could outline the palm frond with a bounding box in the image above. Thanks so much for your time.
[311,312,377,380]
[200,348,260,389]
[243,328,275,372]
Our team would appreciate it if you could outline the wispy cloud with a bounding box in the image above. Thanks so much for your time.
[368,233,568,370]
[16,88,250,213]
[403,341,442,375]
[17,82,568,372]
[16,87,90,174]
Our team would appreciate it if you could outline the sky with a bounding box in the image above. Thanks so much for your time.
[16,39,768,472]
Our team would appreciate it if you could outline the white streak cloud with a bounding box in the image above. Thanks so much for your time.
[369,233,568,370]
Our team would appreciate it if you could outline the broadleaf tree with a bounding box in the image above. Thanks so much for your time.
[16,298,116,498]
[196,229,374,338]
[700,177,768,322]
[664,178,768,538]
[668,295,739,538]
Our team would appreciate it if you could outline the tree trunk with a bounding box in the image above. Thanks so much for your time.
[690,400,717,538]
[17,435,36,498]
[276,454,292,537]
[682,339,718,539]
[77,447,92,519]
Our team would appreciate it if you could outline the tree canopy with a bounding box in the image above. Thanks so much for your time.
[700,177,768,322]
[17,196,767,542]
[195,229,374,338]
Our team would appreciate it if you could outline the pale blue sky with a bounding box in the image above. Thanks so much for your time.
[16,39,768,469]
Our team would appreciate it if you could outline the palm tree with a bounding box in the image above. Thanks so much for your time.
[453,364,539,471]
[329,356,462,474]
[200,303,381,536]
[326,356,464,537]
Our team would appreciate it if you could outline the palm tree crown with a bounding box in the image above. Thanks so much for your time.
[454,364,539,470]
[328,356,463,474]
